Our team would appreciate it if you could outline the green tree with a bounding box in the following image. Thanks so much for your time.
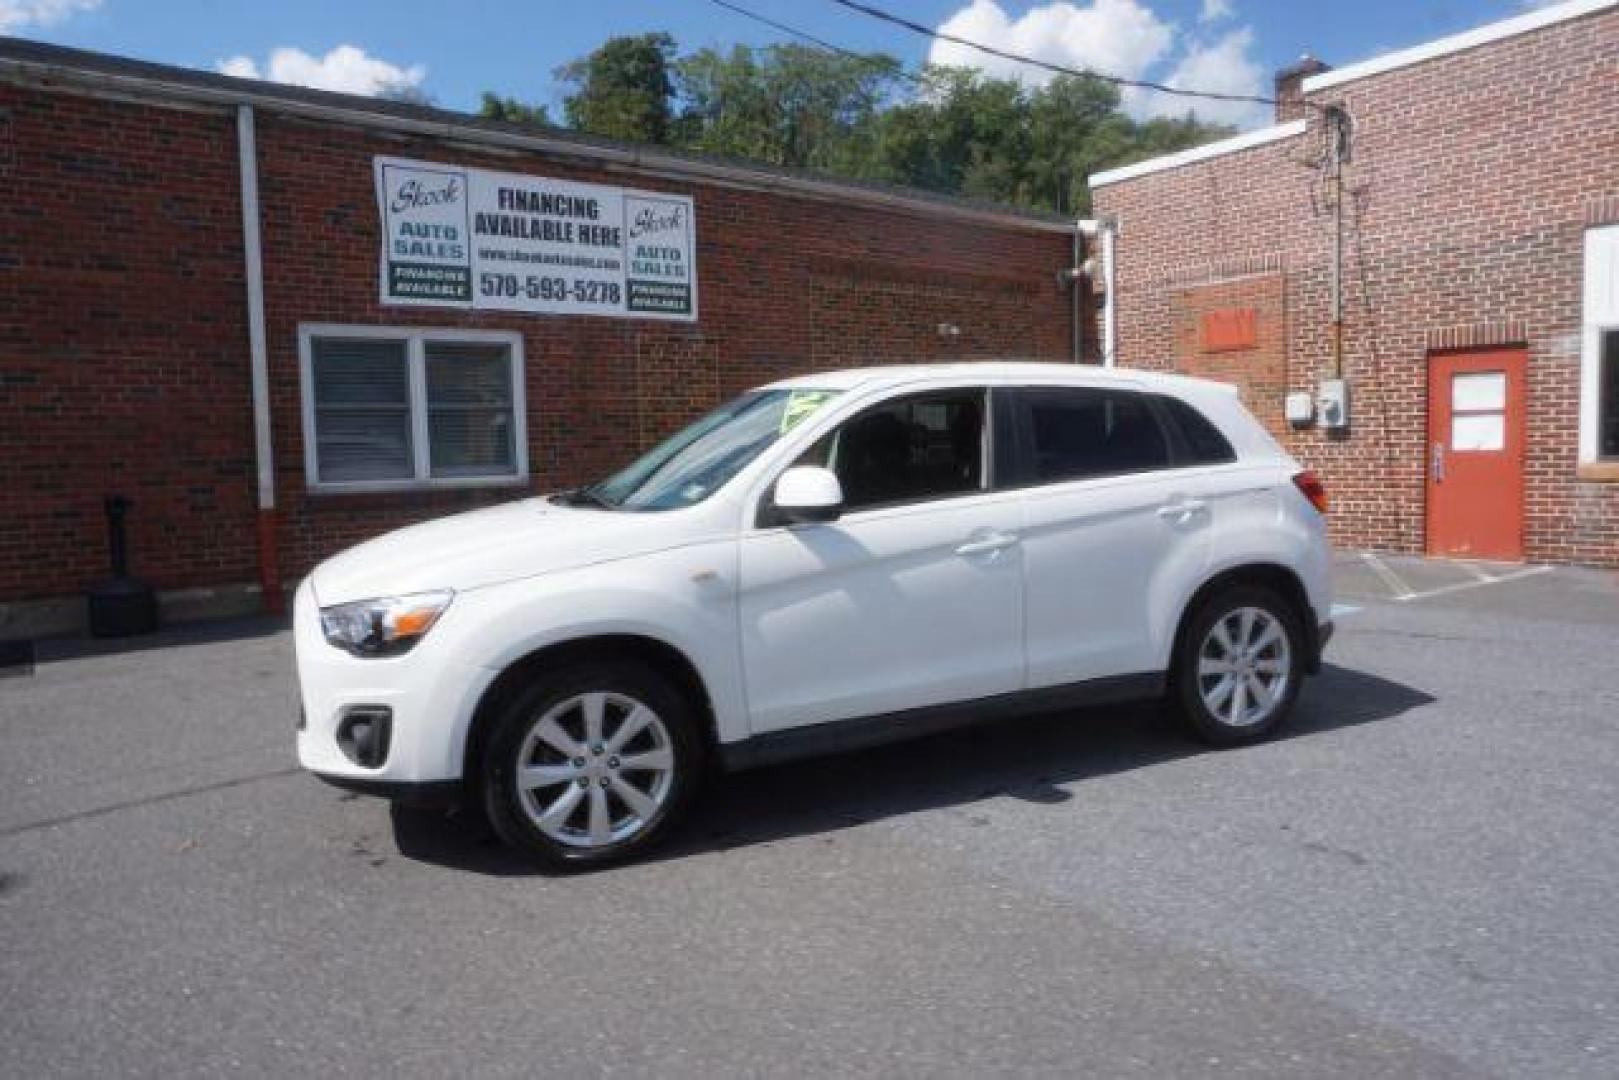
[558,33,677,144]
[481,34,1237,217]
[477,92,551,127]
[676,44,901,172]
[867,67,1032,202]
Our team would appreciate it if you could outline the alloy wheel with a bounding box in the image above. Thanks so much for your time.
[514,691,676,848]
[1196,606,1291,728]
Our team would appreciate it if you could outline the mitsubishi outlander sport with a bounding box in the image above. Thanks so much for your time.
[295,363,1334,868]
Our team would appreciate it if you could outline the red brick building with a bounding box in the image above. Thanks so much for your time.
[0,39,1088,634]
[1091,0,1619,566]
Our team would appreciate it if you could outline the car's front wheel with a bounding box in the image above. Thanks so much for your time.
[482,662,704,869]
[1173,585,1305,746]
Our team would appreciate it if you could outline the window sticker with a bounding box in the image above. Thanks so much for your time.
[780,390,837,433]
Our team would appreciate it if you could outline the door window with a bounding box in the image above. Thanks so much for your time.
[798,390,985,511]
[1449,372,1506,452]
[1010,387,1172,485]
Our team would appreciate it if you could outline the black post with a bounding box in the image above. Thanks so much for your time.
[86,493,157,637]
[105,494,131,578]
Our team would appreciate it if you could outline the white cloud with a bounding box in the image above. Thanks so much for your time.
[215,45,426,97]
[0,0,99,33]
[1139,27,1268,128]
[928,0,1175,87]
[928,0,1271,129]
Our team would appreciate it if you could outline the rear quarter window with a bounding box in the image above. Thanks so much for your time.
[1155,395,1238,466]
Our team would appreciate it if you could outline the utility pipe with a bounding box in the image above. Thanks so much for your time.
[236,105,281,614]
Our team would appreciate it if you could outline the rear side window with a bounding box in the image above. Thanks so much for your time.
[1015,387,1171,484]
[1155,395,1237,465]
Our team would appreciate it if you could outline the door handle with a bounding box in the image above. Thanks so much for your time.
[954,532,1019,557]
[1431,441,1446,483]
[1156,498,1207,523]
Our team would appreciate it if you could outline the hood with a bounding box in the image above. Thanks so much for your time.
[308,496,684,606]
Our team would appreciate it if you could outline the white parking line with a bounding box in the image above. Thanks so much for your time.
[1359,552,1415,599]
[1330,603,1362,618]
[1392,565,1555,603]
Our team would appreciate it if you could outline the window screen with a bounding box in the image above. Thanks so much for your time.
[1155,394,1237,465]
[305,330,523,488]
[310,338,413,483]
[803,391,984,511]
[1602,329,1619,459]
[426,342,516,478]
[1021,388,1170,483]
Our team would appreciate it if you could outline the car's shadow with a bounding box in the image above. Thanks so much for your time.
[388,663,1434,876]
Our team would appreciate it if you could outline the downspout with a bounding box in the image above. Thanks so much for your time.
[1100,220,1117,368]
[1070,222,1084,363]
[236,105,281,614]
[1071,219,1101,364]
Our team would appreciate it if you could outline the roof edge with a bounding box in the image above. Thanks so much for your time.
[0,36,1077,237]
[1088,120,1307,190]
[1301,0,1617,93]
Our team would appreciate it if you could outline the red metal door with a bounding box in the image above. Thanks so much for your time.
[1425,348,1526,559]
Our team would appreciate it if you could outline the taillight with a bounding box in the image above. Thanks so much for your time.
[1292,470,1328,514]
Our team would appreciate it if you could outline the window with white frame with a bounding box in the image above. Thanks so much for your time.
[1583,225,1619,466]
[300,326,527,491]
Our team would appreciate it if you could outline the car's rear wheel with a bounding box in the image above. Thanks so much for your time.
[482,662,704,869]
[1173,585,1304,746]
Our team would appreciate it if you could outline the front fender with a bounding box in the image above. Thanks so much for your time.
[434,542,745,776]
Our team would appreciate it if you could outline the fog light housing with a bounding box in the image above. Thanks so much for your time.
[336,706,393,768]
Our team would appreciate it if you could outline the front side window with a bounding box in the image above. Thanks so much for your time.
[303,327,525,490]
[1015,387,1170,485]
[798,390,985,511]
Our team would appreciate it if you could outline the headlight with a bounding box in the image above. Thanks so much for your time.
[320,590,453,657]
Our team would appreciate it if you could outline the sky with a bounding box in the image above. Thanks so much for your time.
[0,0,1559,129]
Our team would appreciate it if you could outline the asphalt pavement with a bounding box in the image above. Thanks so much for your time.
[2,553,1617,1077]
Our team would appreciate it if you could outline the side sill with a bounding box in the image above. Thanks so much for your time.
[310,772,464,808]
[718,672,1166,772]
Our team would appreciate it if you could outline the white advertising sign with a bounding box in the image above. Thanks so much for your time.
[374,156,697,321]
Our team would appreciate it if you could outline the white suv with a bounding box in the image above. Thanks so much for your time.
[295,363,1333,868]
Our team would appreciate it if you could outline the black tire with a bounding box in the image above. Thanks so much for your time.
[1172,584,1305,747]
[481,662,705,870]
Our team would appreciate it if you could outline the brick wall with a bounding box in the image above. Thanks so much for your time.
[0,80,1080,604]
[0,87,258,600]
[1093,6,1619,566]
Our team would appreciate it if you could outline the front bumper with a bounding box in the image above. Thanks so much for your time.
[309,771,465,807]
[293,577,496,788]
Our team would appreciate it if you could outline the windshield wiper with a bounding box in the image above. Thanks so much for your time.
[553,486,618,510]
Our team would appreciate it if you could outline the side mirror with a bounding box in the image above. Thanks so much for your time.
[771,466,844,525]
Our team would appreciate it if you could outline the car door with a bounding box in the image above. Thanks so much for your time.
[737,386,1026,734]
[1009,385,1213,688]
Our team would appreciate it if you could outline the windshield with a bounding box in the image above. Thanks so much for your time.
[570,388,841,511]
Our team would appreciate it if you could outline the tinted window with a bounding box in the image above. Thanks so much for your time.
[1019,388,1170,483]
[800,390,984,510]
[1155,394,1237,465]
[1602,329,1619,459]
